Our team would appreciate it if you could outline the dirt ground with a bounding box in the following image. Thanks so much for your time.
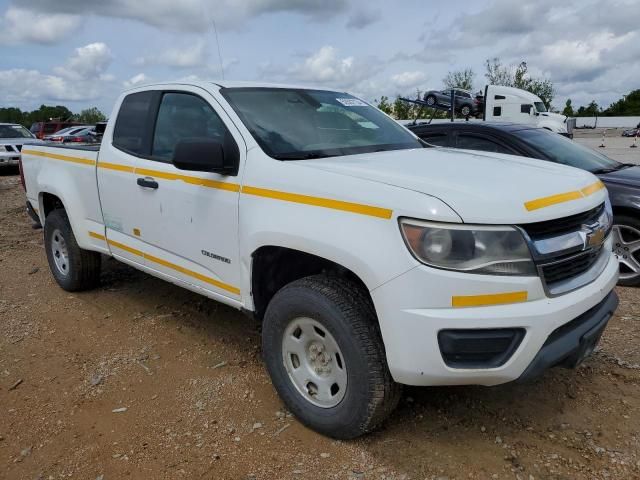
[1,167,640,480]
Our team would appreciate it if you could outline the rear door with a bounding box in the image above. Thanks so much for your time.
[97,90,157,266]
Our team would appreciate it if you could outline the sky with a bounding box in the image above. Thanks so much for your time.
[0,0,638,116]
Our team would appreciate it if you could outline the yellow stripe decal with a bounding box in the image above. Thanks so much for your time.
[22,149,96,166]
[90,231,240,295]
[452,291,528,308]
[525,180,606,212]
[581,180,605,197]
[134,167,241,192]
[89,231,106,241]
[98,162,136,173]
[524,191,583,212]
[241,185,393,219]
[24,148,391,219]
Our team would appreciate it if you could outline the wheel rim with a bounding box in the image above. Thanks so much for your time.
[462,106,470,116]
[51,228,70,277]
[612,224,640,281]
[426,96,435,106]
[281,317,347,408]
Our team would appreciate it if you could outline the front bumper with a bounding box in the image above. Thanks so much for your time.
[371,250,619,386]
[0,151,20,165]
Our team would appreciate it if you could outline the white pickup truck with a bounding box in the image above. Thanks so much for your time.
[20,81,618,439]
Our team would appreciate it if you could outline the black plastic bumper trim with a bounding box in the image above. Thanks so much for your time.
[517,290,618,382]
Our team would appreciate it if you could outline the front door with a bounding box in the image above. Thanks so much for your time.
[134,87,244,302]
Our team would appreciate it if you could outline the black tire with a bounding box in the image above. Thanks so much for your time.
[460,104,471,117]
[425,95,436,106]
[44,208,101,291]
[613,214,640,287]
[262,275,401,439]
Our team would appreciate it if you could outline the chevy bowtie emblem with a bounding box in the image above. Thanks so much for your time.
[583,222,606,249]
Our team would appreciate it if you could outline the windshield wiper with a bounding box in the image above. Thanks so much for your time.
[272,152,335,160]
[592,163,635,174]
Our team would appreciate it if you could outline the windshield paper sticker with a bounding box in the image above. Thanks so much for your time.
[336,98,367,107]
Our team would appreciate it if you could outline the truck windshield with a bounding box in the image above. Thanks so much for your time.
[0,125,35,139]
[513,128,622,173]
[221,88,422,160]
[534,102,547,113]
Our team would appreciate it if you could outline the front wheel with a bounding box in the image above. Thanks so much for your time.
[262,275,401,439]
[425,95,436,106]
[612,215,640,286]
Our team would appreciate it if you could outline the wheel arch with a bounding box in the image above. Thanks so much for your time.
[250,245,372,321]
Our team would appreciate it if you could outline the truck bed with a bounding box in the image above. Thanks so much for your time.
[20,143,108,256]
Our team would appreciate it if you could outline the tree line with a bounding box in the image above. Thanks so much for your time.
[0,105,107,127]
[376,57,636,119]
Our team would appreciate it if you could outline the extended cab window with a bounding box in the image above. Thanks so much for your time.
[113,91,155,155]
[456,134,514,154]
[152,93,228,162]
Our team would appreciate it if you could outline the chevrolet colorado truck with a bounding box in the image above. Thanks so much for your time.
[20,81,619,439]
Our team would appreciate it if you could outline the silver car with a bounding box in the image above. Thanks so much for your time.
[0,123,42,168]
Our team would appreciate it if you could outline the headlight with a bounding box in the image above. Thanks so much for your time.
[0,146,6,152]
[400,219,536,275]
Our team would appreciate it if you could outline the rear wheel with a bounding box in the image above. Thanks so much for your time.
[44,209,101,291]
[612,215,640,286]
[460,104,471,117]
[425,95,436,107]
[262,275,401,439]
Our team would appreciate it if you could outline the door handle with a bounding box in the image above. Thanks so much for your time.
[137,177,159,189]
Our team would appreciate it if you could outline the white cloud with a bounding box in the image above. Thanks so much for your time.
[135,40,207,68]
[391,71,427,90]
[54,43,114,81]
[0,43,115,105]
[15,0,348,32]
[123,73,150,88]
[0,6,81,45]
[285,46,381,90]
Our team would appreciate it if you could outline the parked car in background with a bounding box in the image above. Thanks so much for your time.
[622,128,639,137]
[44,126,95,143]
[407,121,640,285]
[30,121,83,140]
[44,126,90,142]
[0,123,42,168]
[423,88,479,117]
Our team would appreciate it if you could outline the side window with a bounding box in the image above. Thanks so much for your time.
[521,104,532,114]
[456,134,514,154]
[151,93,227,162]
[493,106,502,117]
[419,132,449,147]
[113,91,155,155]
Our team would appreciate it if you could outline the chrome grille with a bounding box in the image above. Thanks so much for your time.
[540,248,602,284]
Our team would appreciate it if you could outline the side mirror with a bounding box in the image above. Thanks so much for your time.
[172,138,237,175]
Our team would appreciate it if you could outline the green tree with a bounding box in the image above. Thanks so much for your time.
[443,68,475,91]
[603,90,640,116]
[73,107,107,124]
[375,96,393,115]
[562,99,574,117]
[484,58,555,107]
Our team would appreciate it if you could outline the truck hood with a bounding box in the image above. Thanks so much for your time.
[296,148,605,224]
[540,112,566,122]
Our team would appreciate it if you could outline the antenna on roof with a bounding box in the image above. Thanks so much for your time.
[211,18,225,80]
